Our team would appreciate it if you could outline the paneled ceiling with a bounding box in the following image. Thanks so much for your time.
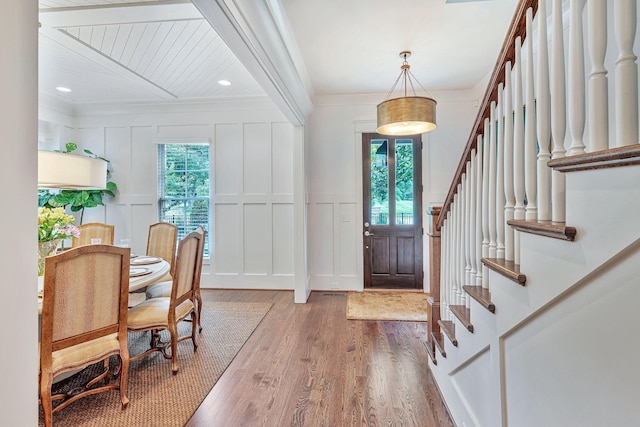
[38,0,519,107]
[39,0,266,105]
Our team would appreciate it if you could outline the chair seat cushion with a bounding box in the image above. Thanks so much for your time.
[145,280,172,299]
[50,332,120,375]
[127,297,194,331]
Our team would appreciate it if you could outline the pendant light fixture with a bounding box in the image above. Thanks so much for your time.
[376,51,437,136]
[38,151,107,189]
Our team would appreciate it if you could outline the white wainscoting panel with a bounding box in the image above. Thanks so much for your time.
[215,123,242,196]
[502,245,640,427]
[215,203,241,275]
[157,123,211,139]
[106,126,131,195]
[131,126,157,195]
[243,203,269,274]
[243,122,270,195]
[272,203,294,275]
[272,121,294,195]
[131,203,156,255]
[107,203,130,244]
[338,202,358,277]
[450,347,495,427]
[311,202,335,276]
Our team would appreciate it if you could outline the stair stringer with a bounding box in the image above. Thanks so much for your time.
[428,165,640,426]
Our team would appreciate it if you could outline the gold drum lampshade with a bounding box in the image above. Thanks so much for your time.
[377,96,437,136]
[376,51,437,136]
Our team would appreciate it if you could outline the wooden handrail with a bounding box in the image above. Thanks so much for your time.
[437,0,538,229]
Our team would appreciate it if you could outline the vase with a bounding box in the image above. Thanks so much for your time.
[38,239,62,276]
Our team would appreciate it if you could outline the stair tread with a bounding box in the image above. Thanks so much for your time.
[438,320,458,346]
[424,341,437,365]
[449,305,474,333]
[431,332,446,358]
[463,285,495,313]
[548,144,640,172]
[482,257,526,286]
[507,219,576,241]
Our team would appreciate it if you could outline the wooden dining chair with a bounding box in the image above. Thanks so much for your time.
[71,222,115,247]
[127,230,202,374]
[146,222,178,280]
[145,226,206,332]
[39,244,130,427]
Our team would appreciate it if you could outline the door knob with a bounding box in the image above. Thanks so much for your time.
[364,231,374,236]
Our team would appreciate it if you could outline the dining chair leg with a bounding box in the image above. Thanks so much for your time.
[40,375,54,427]
[190,311,198,351]
[196,291,203,333]
[119,354,130,409]
[168,322,179,375]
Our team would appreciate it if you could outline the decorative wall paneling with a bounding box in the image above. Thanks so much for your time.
[65,103,294,290]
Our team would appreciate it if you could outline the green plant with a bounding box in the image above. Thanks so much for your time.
[39,142,118,223]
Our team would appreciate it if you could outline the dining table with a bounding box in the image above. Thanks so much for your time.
[128,255,170,292]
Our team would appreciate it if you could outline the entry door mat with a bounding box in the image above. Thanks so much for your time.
[346,291,428,321]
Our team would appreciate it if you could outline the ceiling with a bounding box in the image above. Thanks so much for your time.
[38,0,519,108]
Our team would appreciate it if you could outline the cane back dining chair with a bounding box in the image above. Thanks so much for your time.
[39,244,131,427]
[127,230,203,374]
[146,222,178,281]
[71,222,115,247]
[145,226,206,332]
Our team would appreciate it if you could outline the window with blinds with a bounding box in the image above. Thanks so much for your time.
[158,143,210,256]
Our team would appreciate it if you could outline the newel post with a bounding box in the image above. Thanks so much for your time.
[425,205,442,364]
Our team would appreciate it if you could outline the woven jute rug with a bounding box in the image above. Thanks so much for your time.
[39,301,272,427]
[346,291,428,321]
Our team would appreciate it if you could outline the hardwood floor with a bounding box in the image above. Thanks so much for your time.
[187,290,454,427]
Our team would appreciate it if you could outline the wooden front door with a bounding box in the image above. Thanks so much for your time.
[362,133,423,289]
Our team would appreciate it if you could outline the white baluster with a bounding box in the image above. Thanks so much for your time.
[488,102,497,259]
[469,149,477,284]
[463,169,471,285]
[568,0,586,155]
[504,63,515,261]
[451,196,458,307]
[537,0,552,220]
[441,221,449,321]
[475,137,484,286]
[588,0,609,152]
[514,36,526,264]
[496,87,505,259]
[614,0,639,147]
[525,8,538,220]
[481,119,491,288]
[458,181,467,305]
[456,184,466,304]
[452,192,459,306]
[447,220,453,319]
[551,0,567,223]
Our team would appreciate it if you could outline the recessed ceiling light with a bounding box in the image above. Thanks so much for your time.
[56,86,72,93]
[217,80,231,86]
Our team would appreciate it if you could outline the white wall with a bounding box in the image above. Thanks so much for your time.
[39,87,480,296]
[306,91,479,292]
[59,99,297,290]
[1,1,38,424]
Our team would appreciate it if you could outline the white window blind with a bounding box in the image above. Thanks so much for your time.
[157,142,210,256]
